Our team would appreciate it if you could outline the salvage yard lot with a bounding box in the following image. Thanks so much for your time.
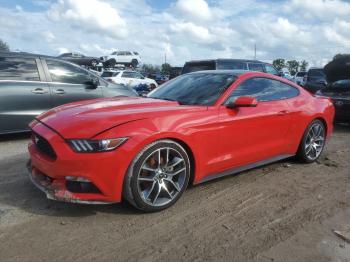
[0,124,350,262]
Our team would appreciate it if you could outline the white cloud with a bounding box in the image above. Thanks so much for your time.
[42,31,55,42]
[47,0,127,38]
[170,22,213,43]
[1,0,350,67]
[175,0,212,21]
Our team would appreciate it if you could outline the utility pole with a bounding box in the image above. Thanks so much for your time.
[164,53,167,64]
[254,44,256,60]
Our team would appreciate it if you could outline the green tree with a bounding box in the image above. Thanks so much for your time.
[272,59,285,71]
[161,63,171,75]
[299,60,308,71]
[0,39,9,52]
[286,60,299,75]
[141,64,160,76]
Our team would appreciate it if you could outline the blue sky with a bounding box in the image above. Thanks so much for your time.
[0,0,349,66]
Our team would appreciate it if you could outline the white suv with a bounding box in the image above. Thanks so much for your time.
[102,51,141,68]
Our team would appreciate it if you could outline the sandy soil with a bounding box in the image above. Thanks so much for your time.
[0,124,349,262]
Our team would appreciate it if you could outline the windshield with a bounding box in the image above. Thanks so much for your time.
[330,80,350,90]
[148,73,236,106]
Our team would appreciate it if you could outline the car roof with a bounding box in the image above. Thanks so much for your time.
[186,69,256,77]
[185,59,269,64]
[0,51,58,59]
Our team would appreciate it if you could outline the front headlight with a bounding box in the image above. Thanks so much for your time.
[68,138,128,153]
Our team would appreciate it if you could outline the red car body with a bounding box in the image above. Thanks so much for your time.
[27,72,334,204]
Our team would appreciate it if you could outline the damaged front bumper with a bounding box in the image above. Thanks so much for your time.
[27,160,114,205]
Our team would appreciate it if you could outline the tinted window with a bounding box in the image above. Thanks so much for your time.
[122,71,141,78]
[217,61,248,70]
[182,62,216,74]
[46,59,93,84]
[309,69,325,77]
[296,72,307,77]
[248,63,265,72]
[265,65,279,75]
[101,71,119,77]
[149,73,236,106]
[330,80,350,90]
[226,77,299,103]
[0,57,40,81]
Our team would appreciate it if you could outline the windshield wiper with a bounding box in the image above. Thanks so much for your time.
[150,97,186,105]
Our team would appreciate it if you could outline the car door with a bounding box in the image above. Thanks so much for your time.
[43,58,103,107]
[217,77,298,170]
[0,56,51,133]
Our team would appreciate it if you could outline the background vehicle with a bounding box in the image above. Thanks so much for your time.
[101,70,158,91]
[58,52,99,68]
[101,51,141,68]
[302,67,327,93]
[293,71,307,85]
[0,52,137,134]
[147,73,169,85]
[317,55,350,122]
[181,59,281,76]
[28,70,334,212]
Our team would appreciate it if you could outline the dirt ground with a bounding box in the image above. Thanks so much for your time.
[0,124,349,262]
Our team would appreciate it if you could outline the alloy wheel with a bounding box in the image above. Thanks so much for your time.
[304,122,325,160]
[137,147,187,207]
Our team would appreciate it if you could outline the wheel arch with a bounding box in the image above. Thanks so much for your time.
[164,137,196,185]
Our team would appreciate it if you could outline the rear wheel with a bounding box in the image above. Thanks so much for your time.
[123,140,190,212]
[297,119,326,163]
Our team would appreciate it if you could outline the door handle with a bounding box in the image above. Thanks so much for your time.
[54,89,65,95]
[277,110,289,116]
[31,88,47,94]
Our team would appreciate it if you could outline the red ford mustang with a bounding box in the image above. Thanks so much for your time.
[27,71,335,211]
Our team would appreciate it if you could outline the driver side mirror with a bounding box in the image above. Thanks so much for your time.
[226,96,258,109]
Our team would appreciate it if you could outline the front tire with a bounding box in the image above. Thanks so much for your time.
[297,119,326,163]
[123,140,190,212]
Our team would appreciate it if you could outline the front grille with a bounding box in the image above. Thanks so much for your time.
[33,133,57,160]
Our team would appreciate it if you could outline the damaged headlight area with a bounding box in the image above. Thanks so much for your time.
[68,138,128,153]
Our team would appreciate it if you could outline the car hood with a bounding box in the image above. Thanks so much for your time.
[36,96,205,138]
[324,55,350,83]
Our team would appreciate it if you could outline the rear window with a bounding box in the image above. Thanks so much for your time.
[182,61,216,74]
[248,63,265,72]
[0,57,40,81]
[101,71,118,77]
[217,61,248,70]
[309,69,325,77]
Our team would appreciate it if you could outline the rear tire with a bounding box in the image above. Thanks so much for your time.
[297,119,326,163]
[123,140,190,212]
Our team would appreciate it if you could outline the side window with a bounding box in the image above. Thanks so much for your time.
[125,52,132,55]
[226,77,299,103]
[248,63,264,72]
[46,59,92,84]
[217,61,248,70]
[265,65,279,75]
[0,57,40,81]
[122,72,134,78]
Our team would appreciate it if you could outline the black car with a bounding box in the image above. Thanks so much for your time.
[181,59,281,76]
[317,56,350,122]
[0,52,137,134]
[58,52,100,68]
[302,67,327,93]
